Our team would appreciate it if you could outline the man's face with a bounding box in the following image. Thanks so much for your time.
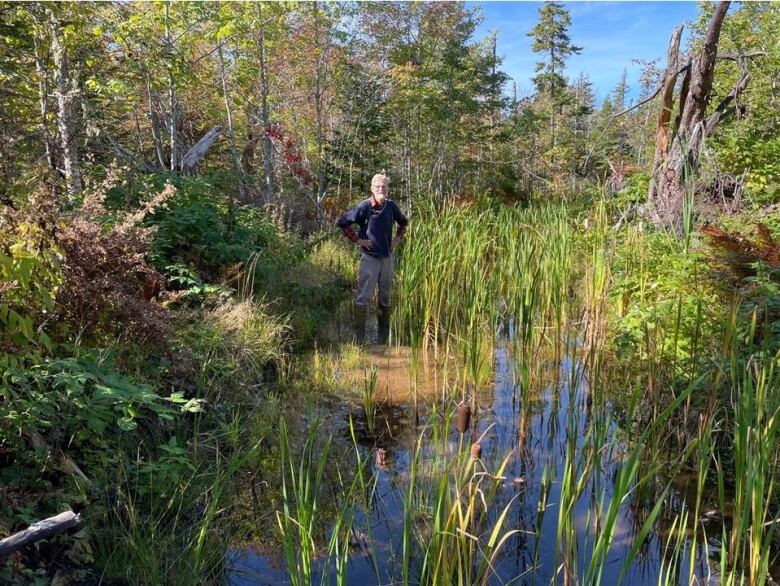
[372,178,388,203]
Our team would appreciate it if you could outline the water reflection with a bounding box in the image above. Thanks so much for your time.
[227,336,716,585]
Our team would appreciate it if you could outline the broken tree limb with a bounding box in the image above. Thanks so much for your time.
[652,24,684,173]
[705,71,751,137]
[582,77,670,172]
[98,126,157,173]
[716,51,766,62]
[0,511,81,558]
[582,58,692,173]
[27,430,95,493]
[180,125,223,174]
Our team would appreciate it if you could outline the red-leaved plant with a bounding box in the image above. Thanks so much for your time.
[56,166,178,347]
[700,222,780,280]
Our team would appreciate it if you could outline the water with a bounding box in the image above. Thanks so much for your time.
[226,333,718,585]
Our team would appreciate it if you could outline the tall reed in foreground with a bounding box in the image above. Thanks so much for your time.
[277,418,331,586]
[721,337,780,585]
[361,365,378,435]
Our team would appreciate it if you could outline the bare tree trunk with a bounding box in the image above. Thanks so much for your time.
[649,1,739,231]
[256,3,275,203]
[48,11,82,199]
[164,2,179,172]
[145,76,166,169]
[241,104,259,175]
[647,24,683,205]
[312,1,329,215]
[33,34,57,175]
[218,45,247,206]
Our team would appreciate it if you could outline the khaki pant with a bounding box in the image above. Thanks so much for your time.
[356,253,394,307]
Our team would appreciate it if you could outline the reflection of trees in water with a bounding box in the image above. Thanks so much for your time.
[228,409,359,560]
[228,336,730,584]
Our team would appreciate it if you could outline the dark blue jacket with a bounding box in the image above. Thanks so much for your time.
[336,198,408,258]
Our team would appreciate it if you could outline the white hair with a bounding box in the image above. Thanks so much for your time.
[371,173,389,186]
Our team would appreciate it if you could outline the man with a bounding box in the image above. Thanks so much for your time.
[336,174,408,343]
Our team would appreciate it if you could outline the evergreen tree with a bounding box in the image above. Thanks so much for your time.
[571,72,595,174]
[610,69,632,157]
[527,1,581,149]
[613,68,629,111]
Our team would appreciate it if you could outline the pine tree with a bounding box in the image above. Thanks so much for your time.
[571,72,595,174]
[611,69,632,157]
[527,1,581,149]
[613,68,629,111]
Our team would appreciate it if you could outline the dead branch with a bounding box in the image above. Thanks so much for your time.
[180,125,223,173]
[99,127,158,173]
[704,71,751,137]
[0,511,81,558]
[27,430,95,492]
[716,51,767,62]
[582,62,690,171]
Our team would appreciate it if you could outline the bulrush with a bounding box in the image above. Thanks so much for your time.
[456,403,471,434]
[470,442,482,460]
[375,448,387,470]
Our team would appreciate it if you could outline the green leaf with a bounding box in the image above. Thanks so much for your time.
[117,417,137,431]
[86,415,107,435]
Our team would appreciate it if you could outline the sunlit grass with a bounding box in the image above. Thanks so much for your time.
[271,196,780,585]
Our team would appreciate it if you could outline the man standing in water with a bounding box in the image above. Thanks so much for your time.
[336,174,408,343]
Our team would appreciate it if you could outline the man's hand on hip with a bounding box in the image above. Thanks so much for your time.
[357,238,374,250]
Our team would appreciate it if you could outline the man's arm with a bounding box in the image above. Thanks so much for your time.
[392,202,409,246]
[336,202,373,249]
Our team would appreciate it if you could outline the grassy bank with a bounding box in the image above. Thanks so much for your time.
[0,174,354,584]
[2,176,778,584]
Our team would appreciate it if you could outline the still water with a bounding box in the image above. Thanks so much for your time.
[227,326,717,585]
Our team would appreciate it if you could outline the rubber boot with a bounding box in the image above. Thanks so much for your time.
[354,303,368,343]
[377,304,391,345]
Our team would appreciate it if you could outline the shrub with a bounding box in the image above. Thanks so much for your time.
[701,221,780,349]
[147,176,299,281]
[55,183,176,347]
[0,352,201,459]
[0,209,61,366]
[700,222,780,280]
[608,229,722,373]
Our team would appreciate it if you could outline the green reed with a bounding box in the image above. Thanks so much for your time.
[361,365,379,436]
[720,337,780,585]
[417,444,516,584]
[395,203,573,397]
[277,418,332,586]
[278,195,780,585]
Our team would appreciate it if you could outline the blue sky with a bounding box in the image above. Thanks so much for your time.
[472,1,701,104]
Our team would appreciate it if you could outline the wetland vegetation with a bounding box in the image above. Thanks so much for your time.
[2,1,779,585]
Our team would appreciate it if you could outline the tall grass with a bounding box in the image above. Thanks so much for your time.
[271,197,780,585]
[395,202,573,398]
[361,365,378,435]
[92,440,257,585]
[277,418,331,586]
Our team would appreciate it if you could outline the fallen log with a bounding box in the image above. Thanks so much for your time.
[0,511,81,558]
[180,125,223,173]
[27,430,95,493]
